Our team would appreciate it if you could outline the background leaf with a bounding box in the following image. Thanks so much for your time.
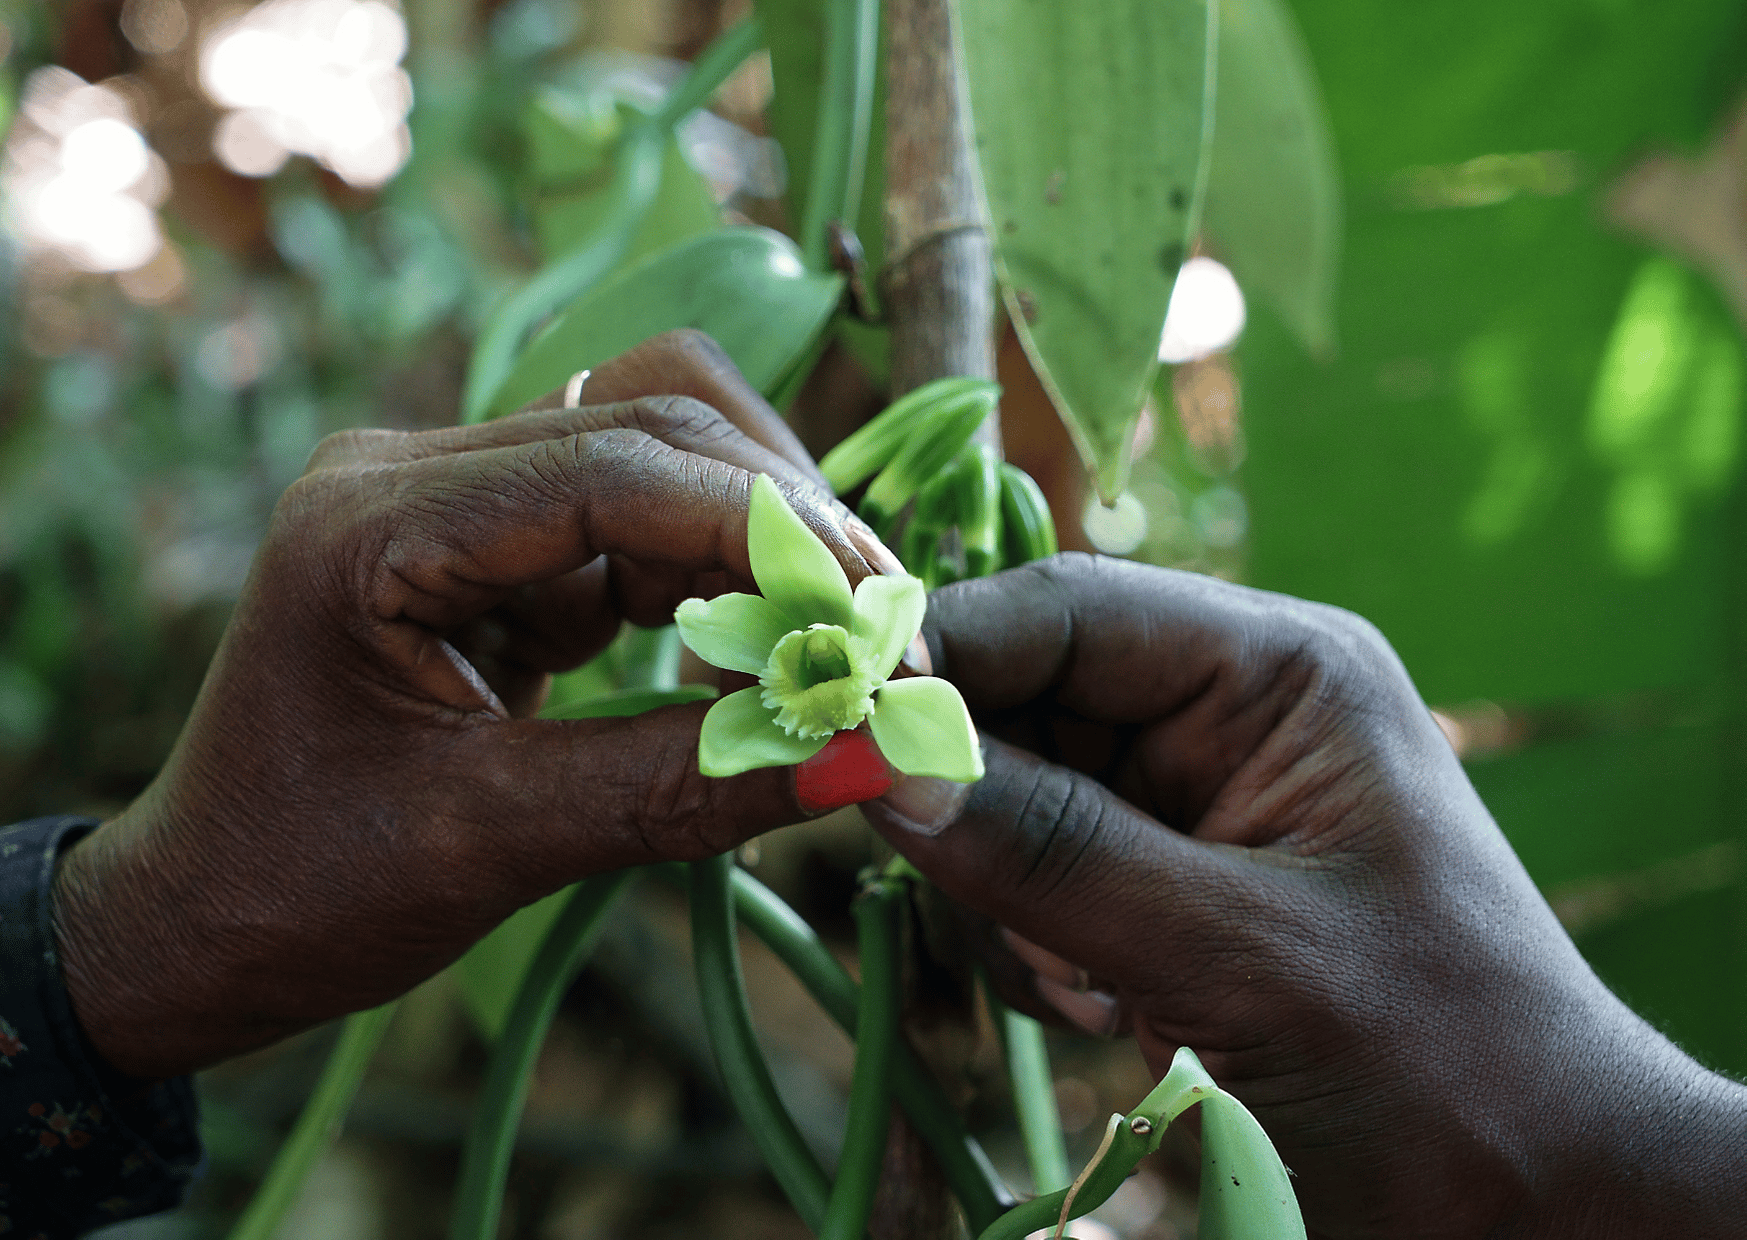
[525,92,722,269]
[1203,0,1341,358]
[958,0,1215,500]
[487,227,844,415]
[1238,0,1747,1070]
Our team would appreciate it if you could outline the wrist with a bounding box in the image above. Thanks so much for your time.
[1497,1003,1747,1239]
[51,800,269,1079]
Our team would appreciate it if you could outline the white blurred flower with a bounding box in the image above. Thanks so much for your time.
[200,0,413,188]
[0,71,165,273]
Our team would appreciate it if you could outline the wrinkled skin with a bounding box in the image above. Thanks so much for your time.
[864,555,1747,1240]
[52,330,900,1080]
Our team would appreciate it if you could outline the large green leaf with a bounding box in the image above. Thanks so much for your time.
[486,227,844,416]
[1203,0,1341,358]
[1237,0,1747,1069]
[958,0,1215,500]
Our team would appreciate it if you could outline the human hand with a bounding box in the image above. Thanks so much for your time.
[52,331,906,1080]
[863,553,1747,1239]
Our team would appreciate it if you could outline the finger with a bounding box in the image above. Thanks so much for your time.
[308,398,828,502]
[862,735,1320,1008]
[301,437,868,711]
[519,329,829,491]
[1001,926,1089,990]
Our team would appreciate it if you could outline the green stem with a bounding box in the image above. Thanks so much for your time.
[656,15,765,128]
[692,863,1011,1233]
[449,872,636,1240]
[819,879,903,1240]
[689,853,834,1231]
[460,16,765,424]
[800,0,881,271]
[999,1001,1072,1195]
[226,1002,398,1240]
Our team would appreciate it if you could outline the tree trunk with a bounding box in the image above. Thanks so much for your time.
[870,1,999,1236]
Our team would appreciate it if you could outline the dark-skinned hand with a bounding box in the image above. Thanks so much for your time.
[863,553,1747,1240]
[51,330,908,1081]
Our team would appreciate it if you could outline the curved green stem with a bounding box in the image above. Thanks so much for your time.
[800,0,881,271]
[996,998,1071,1195]
[226,1002,398,1240]
[686,863,1010,1232]
[449,872,636,1240]
[460,17,765,424]
[976,1047,1222,1240]
[819,879,903,1240]
[689,853,834,1231]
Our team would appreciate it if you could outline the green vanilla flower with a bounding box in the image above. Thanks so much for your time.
[675,474,985,782]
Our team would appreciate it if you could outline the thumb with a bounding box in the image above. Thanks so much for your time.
[454,702,816,883]
[862,735,1306,999]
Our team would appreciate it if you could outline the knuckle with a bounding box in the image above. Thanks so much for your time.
[628,394,731,444]
[998,763,1113,902]
[643,327,727,371]
[304,428,399,474]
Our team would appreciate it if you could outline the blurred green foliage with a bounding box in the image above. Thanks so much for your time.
[1239,0,1747,1070]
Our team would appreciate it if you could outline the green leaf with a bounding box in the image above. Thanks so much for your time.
[487,228,844,417]
[1203,0,1341,358]
[958,0,1215,501]
[676,592,797,675]
[868,677,983,782]
[1196,1090,1306,1240]
[749,473,856,630]
[699,685,830,776]
[759,0,893,376]
[453,891,570,1038]
[540,685,717,720]
[849,573,925,679]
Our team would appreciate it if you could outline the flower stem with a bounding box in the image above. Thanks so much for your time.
[994,994,1072,1195]
[449,871,635,1240]
[660,862,1011,1232]
[819,878,904,1240]
[801,0,881,271]
[689,853,834,1230]
[226,1002,397,1240]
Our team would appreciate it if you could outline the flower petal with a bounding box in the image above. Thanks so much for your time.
[675,593,795,675]
[699,685,831,776]
[867,677,985,782]
[749,473,854,630]
[849,573,927,679]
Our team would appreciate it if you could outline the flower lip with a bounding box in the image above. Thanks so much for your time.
[760,624,881,740]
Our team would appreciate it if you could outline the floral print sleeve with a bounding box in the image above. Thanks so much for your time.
[0,817,202,1239]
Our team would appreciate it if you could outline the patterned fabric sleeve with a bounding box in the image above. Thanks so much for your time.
[0,816,203,1239]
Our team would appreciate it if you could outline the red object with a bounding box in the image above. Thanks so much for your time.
[795,728,894,813]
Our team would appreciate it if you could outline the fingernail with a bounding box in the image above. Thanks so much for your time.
[845,519,906,577]
[864,774,969,838]
[1036,976,1123,1037]
[897,634,933,678]
[795,728,895,815]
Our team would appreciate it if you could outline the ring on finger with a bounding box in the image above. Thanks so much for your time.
[563,369,591,409]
